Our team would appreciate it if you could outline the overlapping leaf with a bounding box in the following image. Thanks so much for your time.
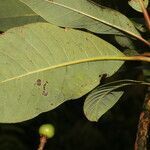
[128,0,149,12]
[84,80,148,121]
[0,23,124,122]
[131,18,147,32]
[20,0,142,39]
[0,0,45,31]
[115,35,135,49]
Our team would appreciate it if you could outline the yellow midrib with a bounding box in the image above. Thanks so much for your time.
[0,56,124,84]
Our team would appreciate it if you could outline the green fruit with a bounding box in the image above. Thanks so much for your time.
[39,124,55,138]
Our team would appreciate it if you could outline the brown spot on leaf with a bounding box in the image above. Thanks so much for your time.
[36,79,42,86]
[43,81,48,90]
[42,81,48,96]
[99,74,107,84]
[42,91,48,96]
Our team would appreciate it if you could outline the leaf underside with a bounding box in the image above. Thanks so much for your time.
[84,84,123,122]
[0,23,124,123]
[84,80,146,121]
[0,0,45,31]
[20,0,140,37]
[128,0,149,12]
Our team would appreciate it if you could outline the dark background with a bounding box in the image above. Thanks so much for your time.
[0,85,146,150]
[0,0,149,149]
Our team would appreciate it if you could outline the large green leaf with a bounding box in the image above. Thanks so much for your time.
[19,0,146,43]
[0,23,124,123]
[0,0,45,31]
[84,80,148,121]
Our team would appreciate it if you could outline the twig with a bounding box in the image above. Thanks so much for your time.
[142,53,150,57]
[135,87,150,150]
[38,136,47,150]
[138,0,150,30]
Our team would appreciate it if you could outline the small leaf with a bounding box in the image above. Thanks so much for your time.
[84,80,148,121]
[131,18,147,32]
[0,23,124,123]
[128,0,149,12]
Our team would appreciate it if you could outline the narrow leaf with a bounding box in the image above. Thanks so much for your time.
[84,80,149,121]
[19,0,149,45]
[115,35,135,49]
[131,18,147,32]
[0,0,45,31]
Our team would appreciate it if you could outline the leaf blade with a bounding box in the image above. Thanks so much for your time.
[128,0,149,12]
[0,23,124,123]
[84,80,148,121]
[19,0,150,45]
[0,0,45,31]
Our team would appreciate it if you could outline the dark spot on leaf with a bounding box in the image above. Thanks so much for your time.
[36,79,42,86]
[42,81,48,96]
[81,84,84,87]
[42,91,48,96]
[43,81,48,90]
[99,74,107,84]
[0,31,3,34]
[50,103,53,106]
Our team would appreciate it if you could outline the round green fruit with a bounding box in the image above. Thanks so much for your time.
[39,124,55,138]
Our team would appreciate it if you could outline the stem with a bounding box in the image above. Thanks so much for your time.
[37,136,47,150]
[92,55,150,62]
[142,52,150,57]
[135,87,150,150]
[138,0,150,30]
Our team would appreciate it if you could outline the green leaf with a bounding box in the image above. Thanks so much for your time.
[123,49,139,56]
[131,18,147,32]
[84,80,148,121]
[115,35,135,49]
[0,0,45,31]
[128,0,149,12]
[0,23,124,123]
[20,0,144,41]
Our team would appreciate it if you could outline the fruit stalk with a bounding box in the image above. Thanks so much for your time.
[38,136,47,150]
